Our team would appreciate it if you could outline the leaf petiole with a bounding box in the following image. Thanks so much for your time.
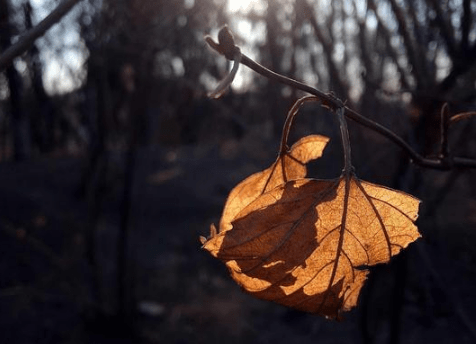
[337,107,353,174]
[279,96,320,154]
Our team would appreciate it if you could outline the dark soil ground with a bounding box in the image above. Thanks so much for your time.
[1,140,476,344]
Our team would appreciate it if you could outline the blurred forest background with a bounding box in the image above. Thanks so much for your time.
[1,0,476,343]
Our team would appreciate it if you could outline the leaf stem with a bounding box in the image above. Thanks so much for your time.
[279,96,319,154]
[337,107,353,173]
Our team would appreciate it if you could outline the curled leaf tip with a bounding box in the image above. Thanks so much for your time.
[200,224,219,246]
[210,223,218,237]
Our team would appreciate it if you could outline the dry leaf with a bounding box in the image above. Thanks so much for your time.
[203,174,420,319]
[218,135,329,233]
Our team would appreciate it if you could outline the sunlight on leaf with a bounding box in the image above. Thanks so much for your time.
[219,135,329,233]
[203,174,420,319]
[202,28,422,320]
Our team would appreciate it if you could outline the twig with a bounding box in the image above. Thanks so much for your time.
[439,103,450,158]
[337,107,353,173]
[279,95,320,153]
[1,223,65,270]
[0,0,83,71]
[205,26,476,170]
[449,111,476,126]
[0,222,97,310]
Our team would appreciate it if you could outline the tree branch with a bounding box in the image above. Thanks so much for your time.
[0,0,83,71]
[206,27,476,170]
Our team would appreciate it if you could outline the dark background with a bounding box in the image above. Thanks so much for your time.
[1,0,476,343]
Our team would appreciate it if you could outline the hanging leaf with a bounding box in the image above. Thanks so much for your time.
[217,135,329,234]
[202,28,421,319]
[202,174,420,319]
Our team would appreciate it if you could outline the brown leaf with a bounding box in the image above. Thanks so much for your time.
[203,174,420,319]
[218,135,329,233]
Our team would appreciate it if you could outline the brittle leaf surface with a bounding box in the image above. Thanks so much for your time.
[203,174,420,318]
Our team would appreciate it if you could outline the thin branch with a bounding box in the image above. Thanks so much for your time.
[0,221,97,310]
[280,95,320,153]
[439,103,450,158]
[206,27,476,170]
[449,111,476,126]
[238,56,475,169]
[1,223,65,270]
[0,0,83,71]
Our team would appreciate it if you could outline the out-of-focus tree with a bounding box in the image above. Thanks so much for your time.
[79,0,229,148]
[23,1,56,154]
[0,0,88,159]
[76,0,233,328]
[0,0,30,161]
